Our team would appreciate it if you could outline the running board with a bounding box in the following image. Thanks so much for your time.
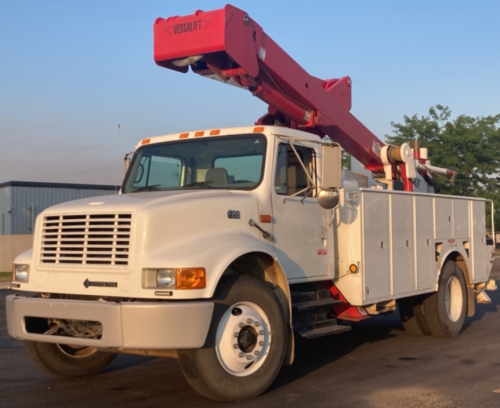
[292,297,343,313]
[294,320,351,340]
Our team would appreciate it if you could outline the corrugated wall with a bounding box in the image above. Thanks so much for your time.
[9,186,118,234]
[0,187,11,235]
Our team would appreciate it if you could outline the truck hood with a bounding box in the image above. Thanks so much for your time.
[42,189,244,215]
[28,189,262,298]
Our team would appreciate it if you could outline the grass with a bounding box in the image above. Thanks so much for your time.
[0,272,11,282]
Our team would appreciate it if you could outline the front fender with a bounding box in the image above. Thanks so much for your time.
[141,228,279,299]
[13,249,33,266]
[202,235,279,298]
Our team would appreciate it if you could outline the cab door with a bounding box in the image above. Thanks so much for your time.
[272,141,328,281]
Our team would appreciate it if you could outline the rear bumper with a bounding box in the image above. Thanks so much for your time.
[6,295,214,349]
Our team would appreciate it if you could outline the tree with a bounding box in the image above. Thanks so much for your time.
[341,149,351,170]
[386,105,500,230]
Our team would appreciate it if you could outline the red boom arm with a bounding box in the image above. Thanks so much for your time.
[154,5,385,173]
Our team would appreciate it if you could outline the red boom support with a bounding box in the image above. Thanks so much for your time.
[154,5,386,173]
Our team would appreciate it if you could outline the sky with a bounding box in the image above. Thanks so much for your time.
[1,0,499,185]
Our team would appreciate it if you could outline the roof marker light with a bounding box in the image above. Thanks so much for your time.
[141,138,151,145]
[210,130,220,135]
[253,126,265,133]
[179,133,189,139]
[195,131,204,137]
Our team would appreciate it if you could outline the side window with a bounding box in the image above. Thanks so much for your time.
[275,144,315,196]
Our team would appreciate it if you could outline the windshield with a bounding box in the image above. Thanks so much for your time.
[122,135,266,193]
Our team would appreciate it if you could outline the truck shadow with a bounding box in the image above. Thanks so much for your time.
[462,282,500,331]
[270,279,500,394]
[270,312,400,392]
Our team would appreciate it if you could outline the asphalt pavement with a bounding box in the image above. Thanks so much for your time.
[1,262,500,408]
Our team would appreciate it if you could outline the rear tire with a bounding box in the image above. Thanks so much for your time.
[423,260,467,337]
[24,341,117,377]
[398,295,431,336]
[178,275,287,401]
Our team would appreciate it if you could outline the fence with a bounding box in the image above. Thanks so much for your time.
[0,235,33,271]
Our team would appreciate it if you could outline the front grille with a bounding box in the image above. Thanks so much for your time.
[40,213,132,266]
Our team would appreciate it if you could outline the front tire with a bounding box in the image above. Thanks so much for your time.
[24,341,117,377]
[178,275,287,401]
[423,260,467,337]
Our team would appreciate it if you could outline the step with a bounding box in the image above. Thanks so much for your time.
[292,297,342,313]
[290,289,318,304]
[295,320,351,340]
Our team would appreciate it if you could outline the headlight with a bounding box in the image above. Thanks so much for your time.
[156,268,176,288]
[13,264,29,282]
[142,267,206,290]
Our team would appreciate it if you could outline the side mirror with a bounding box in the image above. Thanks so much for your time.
[123,151,134,176]
[318,188,340,209]
[320,144,341,189]
[317,144,341,209]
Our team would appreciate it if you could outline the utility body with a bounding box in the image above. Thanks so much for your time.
[6,5,496,401]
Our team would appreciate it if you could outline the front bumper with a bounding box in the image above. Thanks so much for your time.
[6,295,214,349]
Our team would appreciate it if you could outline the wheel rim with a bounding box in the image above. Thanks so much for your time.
[215,301,272,377]
[445,276,463,322]
[56,344,98,358]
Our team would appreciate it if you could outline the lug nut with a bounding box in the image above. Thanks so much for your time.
[246,318,253,324]
[238,352,244,358]
[246,355,253,360]
[234,332,239,337]
[239,323,245,328]
[254,321,260,327]
[254,351,260,356]
[233,344,239,349]
[259,341,264,346]
[259,330,264,335]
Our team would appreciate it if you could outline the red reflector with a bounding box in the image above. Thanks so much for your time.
[260,215,272,223]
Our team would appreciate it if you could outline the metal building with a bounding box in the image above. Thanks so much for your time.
[0,181,119,235]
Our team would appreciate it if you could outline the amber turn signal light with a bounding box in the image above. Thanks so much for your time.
[176,268,206,289]
[349,264,358,274]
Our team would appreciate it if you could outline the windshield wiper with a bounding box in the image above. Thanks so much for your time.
[183,181,215,188]
[131,184,161,193]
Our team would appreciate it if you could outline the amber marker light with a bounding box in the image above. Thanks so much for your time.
[141,138,151,145]
[260,214,272,223]
[194,131,204,137]
[176,268,206,289]
[210,130,220,135]
[179,133,189,139]
[253,126,265,133]
[349,264,358,274]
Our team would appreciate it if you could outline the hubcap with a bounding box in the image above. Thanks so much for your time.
[445,276,463,322]
[215,302,271,376]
